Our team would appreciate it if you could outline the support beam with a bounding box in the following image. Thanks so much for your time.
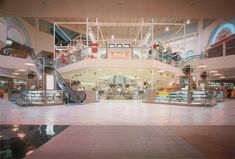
[55,22,185,27]
[96,18,106,47]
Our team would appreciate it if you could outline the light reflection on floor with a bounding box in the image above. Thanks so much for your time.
[0,124,68,159]
[0,99,234,125]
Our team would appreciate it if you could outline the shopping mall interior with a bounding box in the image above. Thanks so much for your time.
[0,0,235,159]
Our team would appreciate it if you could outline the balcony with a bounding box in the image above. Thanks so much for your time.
[56,47,181,75]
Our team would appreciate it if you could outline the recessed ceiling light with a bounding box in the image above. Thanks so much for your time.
[12,72,20,75]
[18,69,26,72]
[111,34,114,39]
[209,70,218,73]
[165,26,169,31]
[158,70,165,73]
[213,73,222,76]
[24,62,35,66]
[197,65,207,68]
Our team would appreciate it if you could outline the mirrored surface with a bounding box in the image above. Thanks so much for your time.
[0,124,69,159]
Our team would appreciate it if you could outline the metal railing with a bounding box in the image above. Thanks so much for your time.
[56,47,182,68]
[28,51,86,103]
[181,53,207,66]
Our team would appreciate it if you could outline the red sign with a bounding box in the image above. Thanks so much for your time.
[216,29,232,43]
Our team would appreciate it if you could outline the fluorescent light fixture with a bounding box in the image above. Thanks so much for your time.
[213,73,222,76]
[24,62,35,66]
[158,70,165,73]
[209,70,218,73]
[219,76,226,79]
[165,26,169,31]
[138,69,143,72]
[197,65,207,68]
[186,19,190,24]
[12,72,20,75]
[18,69,26,72]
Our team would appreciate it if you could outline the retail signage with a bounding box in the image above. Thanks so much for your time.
[216,29,232,43]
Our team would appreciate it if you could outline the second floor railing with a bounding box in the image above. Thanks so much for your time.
[55,47,183,68]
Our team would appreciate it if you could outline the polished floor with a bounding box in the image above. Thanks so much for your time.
[0,99,235,125]
[1,99,235,159]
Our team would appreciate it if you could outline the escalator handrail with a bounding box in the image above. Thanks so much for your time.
[183,53,207,64]
[29,50,83,101]
[54,70,79,100]
[144,80,160,90]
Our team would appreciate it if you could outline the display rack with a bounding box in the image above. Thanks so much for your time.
[16,90,63,106]
[153,90,216,106]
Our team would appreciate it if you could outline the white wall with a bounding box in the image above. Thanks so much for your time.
[0,18,7,48]
[191,55,235,71]
[0,55,32,70]
[18,18,54,53]
[201,19,225,50]
[164,34,198,57]
[161,19,230,57]
[4,17,53,54]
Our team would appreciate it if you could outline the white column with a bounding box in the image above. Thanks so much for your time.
[197,19,204,55]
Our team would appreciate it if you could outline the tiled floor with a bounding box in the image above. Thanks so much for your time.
[0,99,235,125]
[25,125,206,159]
[1,99,235,159]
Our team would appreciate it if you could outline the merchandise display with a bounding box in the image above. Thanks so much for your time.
[154,90,216,106]
[16,90,63,106]
[155,91,170,102]
[169,91,188,104]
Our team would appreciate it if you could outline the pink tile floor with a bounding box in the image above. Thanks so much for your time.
[0,99,235,125]
[1,99,235,159]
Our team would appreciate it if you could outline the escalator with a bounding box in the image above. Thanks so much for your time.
[54,70,86,103]
[144,80,160,90]
[29,51,86,103]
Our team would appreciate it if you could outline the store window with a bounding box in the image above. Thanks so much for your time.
[124,44,131,48]
[117,44,123,48]
[109,44,115,48]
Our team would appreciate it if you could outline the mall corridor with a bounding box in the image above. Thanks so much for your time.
[1,0,235,159]
[1,99,235,159]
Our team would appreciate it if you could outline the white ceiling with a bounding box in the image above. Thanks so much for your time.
[44,17,194,40]
[0,0,234,18]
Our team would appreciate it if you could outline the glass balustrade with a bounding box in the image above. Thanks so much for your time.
[55,47,200,68]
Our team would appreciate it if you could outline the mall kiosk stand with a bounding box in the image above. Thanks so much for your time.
[145,66,216,106]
